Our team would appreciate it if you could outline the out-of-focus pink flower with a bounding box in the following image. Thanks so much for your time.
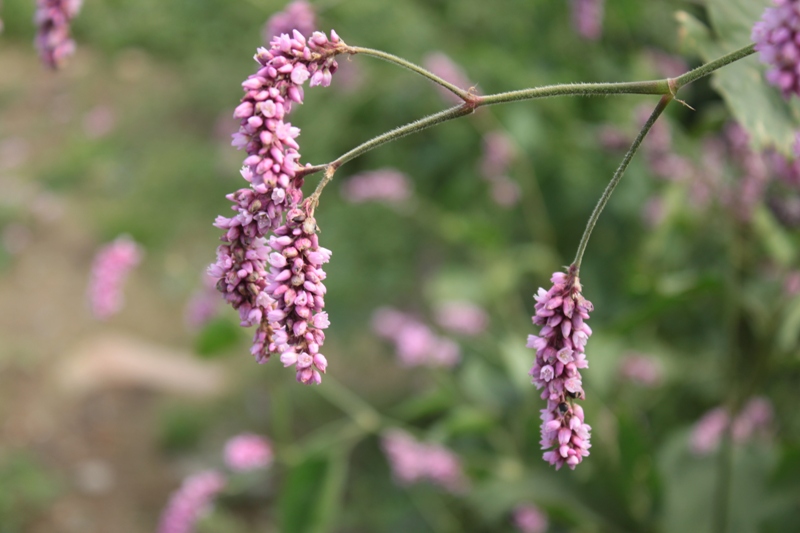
[513,504,548,533]
[340,168,413,205]
[434,301,488,336]
[644,49,689,78]
[570,0,605,41]
[422,52,474,105]
[82,105,116,139]
[184,274,222,330]
[690,407,729,455]
[381,429,468,493]
[732,397,774,443]
[618,353,663,387]
[479,131,520,207]
[641,196,666,228]
[87,236,143,320]
[753,0,800,99]
[691,397,775,455]
[785,270,800,295]
[372,307,461,368]
[35,0,83,69]
[223,433,274,472]
[157,470,226,533]
[263,0,317,43]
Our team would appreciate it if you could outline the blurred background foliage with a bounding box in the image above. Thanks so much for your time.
[0,0,798,532]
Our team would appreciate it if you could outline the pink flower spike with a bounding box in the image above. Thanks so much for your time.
[528,264,593,470]
[434,301,489,336]
[35,0,83,69]
[223,433,274,472]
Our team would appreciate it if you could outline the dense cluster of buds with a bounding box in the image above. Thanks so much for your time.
[265,207,331,384]
[527,266,593,470]
[753,0,800,99]
[381,429,467,493]
[209,29,344,383]
[35,0,82,69]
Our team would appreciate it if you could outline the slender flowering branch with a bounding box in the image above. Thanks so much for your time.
[297,44,756,182]
[346,46,475,102]
[572,94,673,273]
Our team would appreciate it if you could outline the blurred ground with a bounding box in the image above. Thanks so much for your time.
[0,46,228,532]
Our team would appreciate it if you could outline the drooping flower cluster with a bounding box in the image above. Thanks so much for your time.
[570,0,605,41]
[34,0,82,69]
[753,0,800,99]
[223,433,274,472]
[340,168,413,205]
[263,0,317,45]
[372,307,461,368]
[381,429,467,493]
[157,471,226,533]
[527,266,593,470]
[87,236,143,320]
[513,504,548,533]
[209,30,343,382]
[266,207,331,384]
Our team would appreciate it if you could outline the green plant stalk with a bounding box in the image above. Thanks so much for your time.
[347,46,474,101]
[299,44,756,186]
[572,94,673,273]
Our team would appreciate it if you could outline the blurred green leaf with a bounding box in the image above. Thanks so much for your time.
[278,451,349,533]
[193,318,241,357]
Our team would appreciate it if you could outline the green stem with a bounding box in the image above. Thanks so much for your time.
[572,95,672,273]
[301,43,756,195]
[674,44,756,90]
[347,46,474,101]
[314,375,383,432]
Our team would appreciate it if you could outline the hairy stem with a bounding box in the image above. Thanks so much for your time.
[303,44,755,186]
[346,46,474,101]
[573,95,673,273]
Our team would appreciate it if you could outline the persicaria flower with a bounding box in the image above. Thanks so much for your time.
[87,236,143,320]
[265,207,331,384]
[381,429,468,493]
[263,0,317,44]
[753,0,800,99]
[157,470,226,533]
[689,407,730,455]
[223,433,274,472]
[372,307,461,368]
[340,168,413,205]
[35,0,83,69]
[513,504,548,533]
[527,265,593,470]
[210,30,343,376]
[479,131,521,207]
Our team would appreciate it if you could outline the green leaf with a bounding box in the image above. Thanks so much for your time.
[193,318,240,357]
[279,451,348,533]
